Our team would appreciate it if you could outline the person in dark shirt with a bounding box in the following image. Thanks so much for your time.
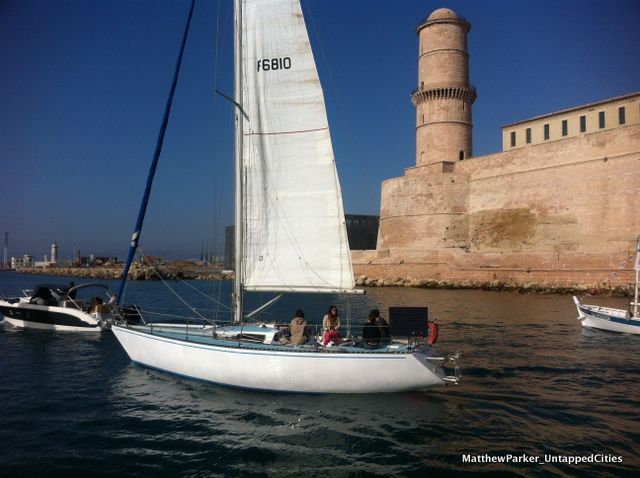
[67,282,77,299]
[30,287,57,306]
[362,312,381,348]
[369,309,390,345]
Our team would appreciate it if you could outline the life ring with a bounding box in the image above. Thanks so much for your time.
[427,322,439,345]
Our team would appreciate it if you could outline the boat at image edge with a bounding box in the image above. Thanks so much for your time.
[573,236,640,334]
[111,0,460,393]
[0,282,114,332]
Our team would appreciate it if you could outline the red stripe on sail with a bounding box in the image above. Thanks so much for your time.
[244,127,328,136]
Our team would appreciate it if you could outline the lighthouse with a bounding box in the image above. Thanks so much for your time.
[51,241,58,264]
[412,8,476,166]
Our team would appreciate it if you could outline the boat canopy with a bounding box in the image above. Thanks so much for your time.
[66,283,109,295]
[34,283,109,293]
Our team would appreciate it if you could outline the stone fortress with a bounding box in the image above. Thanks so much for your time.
[351,7,640,291]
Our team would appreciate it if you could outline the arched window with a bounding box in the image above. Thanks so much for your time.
[459,150,465,161]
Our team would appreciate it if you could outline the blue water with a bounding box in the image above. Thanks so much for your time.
[1,272,638,477]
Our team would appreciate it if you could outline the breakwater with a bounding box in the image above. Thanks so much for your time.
[15,265,230,281]
[12,267,632,296]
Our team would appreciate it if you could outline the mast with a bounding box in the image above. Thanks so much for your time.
[115,0,196,305]
[634,236,639,318]
[233,0,244,323]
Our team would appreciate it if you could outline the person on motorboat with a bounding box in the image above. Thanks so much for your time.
[89,296,104,314]
[67,282,77,299]
[30,286,58,306]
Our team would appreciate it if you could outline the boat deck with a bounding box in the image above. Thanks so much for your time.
[128,324,414,354]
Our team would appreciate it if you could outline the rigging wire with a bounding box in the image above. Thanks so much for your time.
[147,265,210,322]
[173,275,232,312]
[137,246,231,316]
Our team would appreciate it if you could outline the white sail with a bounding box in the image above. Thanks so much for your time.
[241,0,355,293]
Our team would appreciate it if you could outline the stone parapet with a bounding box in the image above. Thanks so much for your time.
[411,85,477,106]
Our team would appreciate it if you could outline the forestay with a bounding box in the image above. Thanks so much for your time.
[241,0,355,293]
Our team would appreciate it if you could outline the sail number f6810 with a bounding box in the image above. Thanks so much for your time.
[257,57,292,72]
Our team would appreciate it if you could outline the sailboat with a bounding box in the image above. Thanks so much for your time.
[111,0,460,393]
[573,237,640,334]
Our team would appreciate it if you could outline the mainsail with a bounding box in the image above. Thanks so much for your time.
[240,0,355,293]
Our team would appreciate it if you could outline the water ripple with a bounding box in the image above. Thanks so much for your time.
[1,280,640,476]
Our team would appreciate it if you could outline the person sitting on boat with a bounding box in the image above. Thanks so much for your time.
[362,312,381,348]
[89,296,103,313]
[290,309,310,345]
[67,282,77,299]
[370,308,391,345]
[30,286,57,306]
[322,305,341,345]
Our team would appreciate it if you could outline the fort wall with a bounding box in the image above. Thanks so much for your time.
[352,118,640,291]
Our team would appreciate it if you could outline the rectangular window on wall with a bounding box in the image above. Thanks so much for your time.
[526,128,531,144]
[619,106,626,125]
[580,115,586,132]
[599,111,605,129]
[510,131,516,147]
[544,124,550,140]
[562,120,568,136]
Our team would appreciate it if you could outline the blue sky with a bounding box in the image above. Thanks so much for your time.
[1,0,639,261]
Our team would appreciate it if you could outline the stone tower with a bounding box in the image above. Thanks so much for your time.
[51,241,58,264]
[412,8,476,166]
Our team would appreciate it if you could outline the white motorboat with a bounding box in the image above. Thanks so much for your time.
[0,282,114,332]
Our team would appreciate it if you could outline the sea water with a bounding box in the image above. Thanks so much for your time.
[0,272,638,477]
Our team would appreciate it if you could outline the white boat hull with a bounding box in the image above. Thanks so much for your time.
[112,325,448,393]
[3,317,103,332]
[573,296,640,334]
[0,300,104,332]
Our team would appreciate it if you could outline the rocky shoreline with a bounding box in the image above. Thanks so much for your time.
[11,267,631,296]
[353,275,631,296]
[15,266,231,282]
